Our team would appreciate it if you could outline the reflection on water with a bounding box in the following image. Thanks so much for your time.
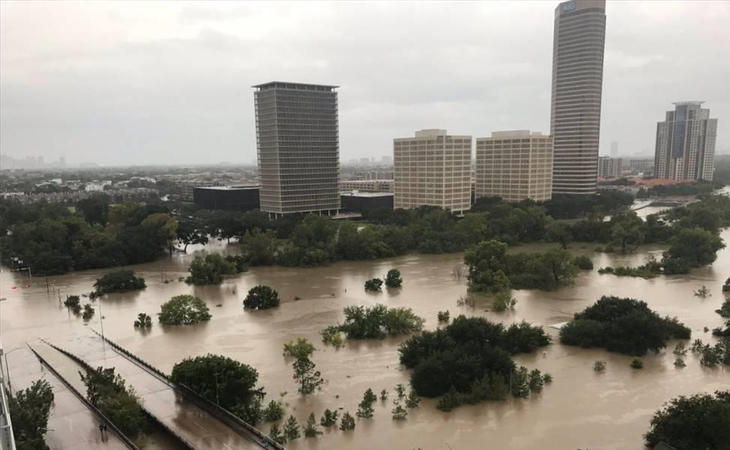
[2,235,728,450]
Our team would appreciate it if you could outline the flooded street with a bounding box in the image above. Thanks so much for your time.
[2,233,728,450]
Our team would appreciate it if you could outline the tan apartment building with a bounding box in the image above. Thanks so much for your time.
[475,130,553,202]
[393,129,471,214]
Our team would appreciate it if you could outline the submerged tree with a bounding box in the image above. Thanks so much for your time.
[158,295,211,325]
[82,304,95,321]
[385,269,403,288]
[339,412,356,431]
[392,403,407,420]
[243,285,280,310]
[292,356,325,396]
[133,312,152,329]
[283,415,300,441]
[303,412,322,438]
[262,400,285,423]
[282,338,315,360]
[320,409,338,428]
[268,423,286,445]
[93,270,146,295]
[357,388,377,418]
[364,278,384,292]
[170,354,264,425]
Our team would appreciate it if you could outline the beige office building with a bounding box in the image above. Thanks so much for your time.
[475,131,553,202]
[393,129,471,214]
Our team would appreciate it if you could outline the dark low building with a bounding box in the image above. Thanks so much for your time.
[193,185,260,211]
[340,192,393,213]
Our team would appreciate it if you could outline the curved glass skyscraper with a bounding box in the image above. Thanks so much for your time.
[550,0,606,195]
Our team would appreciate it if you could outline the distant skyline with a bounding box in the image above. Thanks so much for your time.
[2,1,729,166]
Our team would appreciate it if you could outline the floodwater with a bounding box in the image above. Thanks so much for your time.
[1,233,728,450]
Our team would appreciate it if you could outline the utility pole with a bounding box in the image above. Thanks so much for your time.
[97,299,106,352]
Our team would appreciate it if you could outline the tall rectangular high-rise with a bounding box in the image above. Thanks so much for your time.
[550,0,606,194]
[393,129,471,214]
[253,81,340,216]
[598,156,623,179]
[654,102,717,181]
[475,131,553,202]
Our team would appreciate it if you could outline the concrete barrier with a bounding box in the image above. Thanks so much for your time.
[29,343,140,450]
[89,330,285,450]
[38,339,196,450]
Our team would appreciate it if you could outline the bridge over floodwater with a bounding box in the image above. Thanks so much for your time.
[31,334,280,450]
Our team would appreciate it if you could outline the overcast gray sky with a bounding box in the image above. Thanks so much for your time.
[1,1,729,166]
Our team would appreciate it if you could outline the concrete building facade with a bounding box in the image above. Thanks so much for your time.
[393,129,471,214]
[598,156,623,179]
[654,102,718,181]
[550,0,607,194]
[475,130,553,202]
[253,81,340,216]
[339,179,394,193]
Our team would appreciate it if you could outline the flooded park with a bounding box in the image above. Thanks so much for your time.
[1,226,728,449]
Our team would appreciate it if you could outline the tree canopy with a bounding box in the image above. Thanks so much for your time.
[328,304,425,340]
[559,296,691,356]
[80,366,147,439]
[93,270,146,295]
[171,354,265,424]
[158,295,211,325]
[399,315,550,399]
[465,240,578,292]
[645,390,730,450]
[9,379,54,450]
[0,200,176,275]
[186,253,243,285]
[243,285,280,310]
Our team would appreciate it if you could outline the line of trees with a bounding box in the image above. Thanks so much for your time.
[598,195,730,276]
[0,199,177,275]
[3,189,727,278]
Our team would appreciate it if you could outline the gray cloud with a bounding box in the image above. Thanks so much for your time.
[1,1,728,166]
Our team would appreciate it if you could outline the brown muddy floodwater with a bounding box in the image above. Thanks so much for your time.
[2,232,729,450]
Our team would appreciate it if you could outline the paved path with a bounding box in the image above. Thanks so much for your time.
[53,334,263,450]
[7,345,129,450]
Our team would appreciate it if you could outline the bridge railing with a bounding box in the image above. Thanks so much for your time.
[31,342,140,450]
[89,330,285,450]
[37,339,196,450]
